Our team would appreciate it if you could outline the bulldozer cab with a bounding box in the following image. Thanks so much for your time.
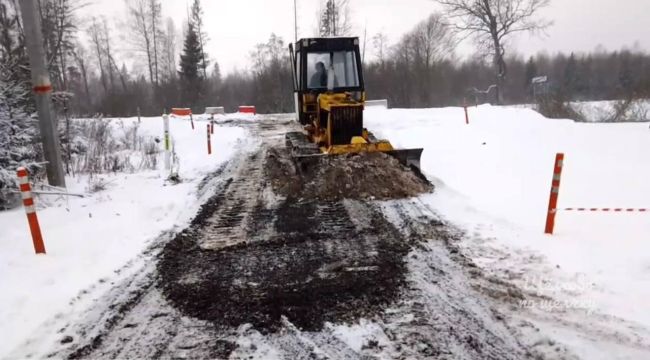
[289,37,365,125]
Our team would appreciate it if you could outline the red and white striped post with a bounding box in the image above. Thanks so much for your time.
[207,124,212,155]
[545,153,565,234]
[17,167,46,254]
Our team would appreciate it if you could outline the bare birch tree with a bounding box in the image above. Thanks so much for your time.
[88,17,107,92]
[148,0,161,86]
[70,41,90,101]
[318,0,352,37]
[435,0,551,103]
[160,17,178,81]
[125,0,155,86]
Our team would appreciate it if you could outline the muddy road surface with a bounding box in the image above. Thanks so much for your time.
[36,115,545,359]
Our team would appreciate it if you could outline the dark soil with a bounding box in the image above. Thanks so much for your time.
[159,195,409,332]
[266,147,433,201]
[158,147,417,332]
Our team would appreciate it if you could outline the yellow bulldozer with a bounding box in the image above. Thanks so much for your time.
[286,37,424,174]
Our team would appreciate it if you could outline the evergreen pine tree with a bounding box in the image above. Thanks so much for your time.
[0,64,40,208]
[178,22,203,107]
[190,0,209,78]
[563,53,579,100]
[618,54,634,98]
[524,57,538,92]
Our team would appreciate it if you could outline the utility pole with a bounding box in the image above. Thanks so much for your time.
[19,0,67,187]
[362,22,367,63]
[294,0,298,42]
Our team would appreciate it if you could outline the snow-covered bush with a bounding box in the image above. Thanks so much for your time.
[70,117,160,176]
[609,99,649,123]
[0,63,41,208]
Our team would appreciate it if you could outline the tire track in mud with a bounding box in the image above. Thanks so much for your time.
[44,115,539,359]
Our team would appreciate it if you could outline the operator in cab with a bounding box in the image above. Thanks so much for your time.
[310,61,328,88]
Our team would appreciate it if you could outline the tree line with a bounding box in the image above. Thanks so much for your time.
[2,0,650,120]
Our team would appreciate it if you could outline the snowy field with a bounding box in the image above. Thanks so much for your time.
[367,105,650,358]
[0,114,248,357]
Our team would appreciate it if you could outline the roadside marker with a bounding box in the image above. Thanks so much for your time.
[543,153,647,235]
[464,99,469,125]
[207,124,212,155]
[163,114,171,170]
[16,167,46,254]
[544,153,564,234]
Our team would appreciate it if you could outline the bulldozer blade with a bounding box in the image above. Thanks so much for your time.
[386,148,427,180]
[291,148,427,181]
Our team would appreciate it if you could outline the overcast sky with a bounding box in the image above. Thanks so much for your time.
[82,0,650,74]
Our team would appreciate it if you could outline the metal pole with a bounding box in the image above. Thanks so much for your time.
[294,0,298,42]
[19,0,66,187]
[362,22,367,63]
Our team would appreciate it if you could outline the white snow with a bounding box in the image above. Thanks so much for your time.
[0,115,248,357]
[366,104,650,357]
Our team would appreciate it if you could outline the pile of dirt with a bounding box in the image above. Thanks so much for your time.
[266,148,433,201]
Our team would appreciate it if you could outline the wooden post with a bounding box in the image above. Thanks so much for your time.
[17,168,46,254]
[545,153,565,234]
[207,124,212,155]
[463,99,469,125]
[190,113,195,130]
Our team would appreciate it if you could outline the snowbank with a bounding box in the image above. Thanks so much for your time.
[366,105,650,347]
[0,115,247,357]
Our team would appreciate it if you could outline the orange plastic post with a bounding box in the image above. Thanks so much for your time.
[17,168,46,254]
[545,153,565,234]
[207,124,212,155]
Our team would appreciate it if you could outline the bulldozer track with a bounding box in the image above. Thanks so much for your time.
[28,115,543,360]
